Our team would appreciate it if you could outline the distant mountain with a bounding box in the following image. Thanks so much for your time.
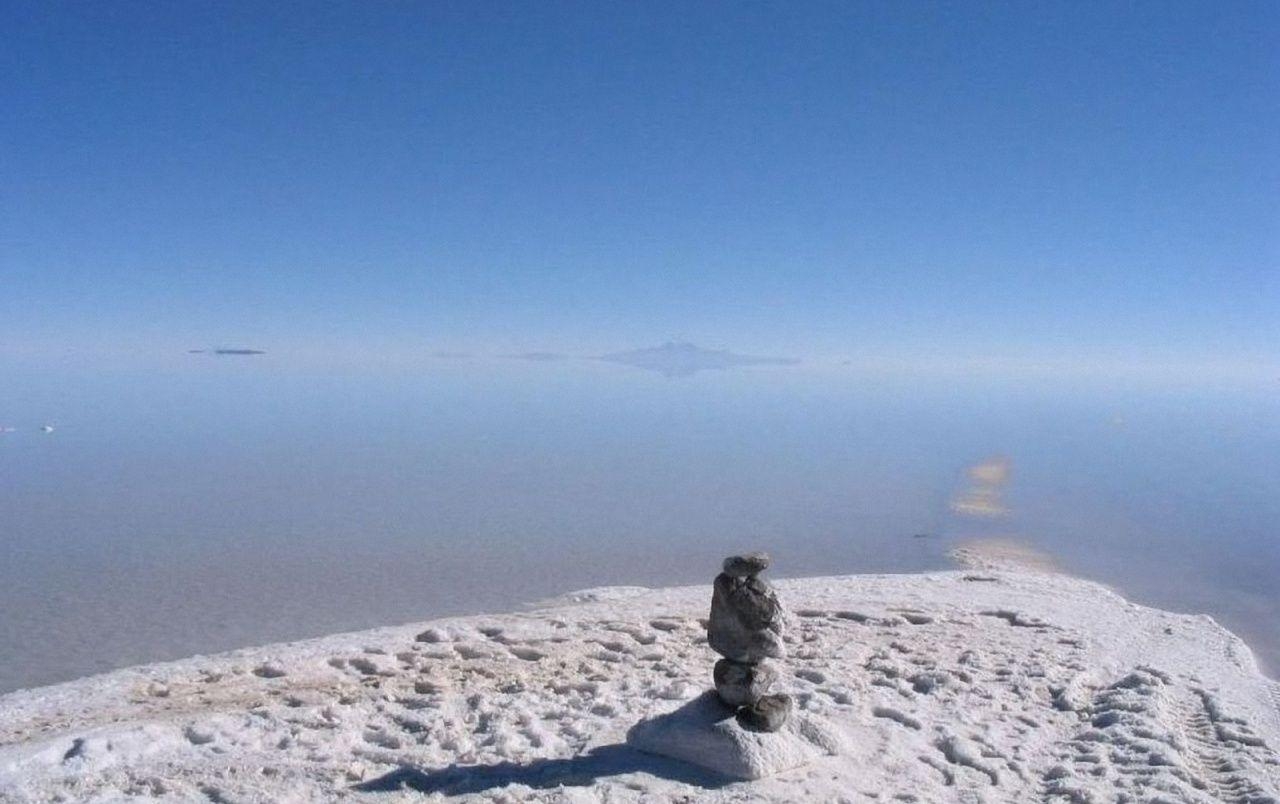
[598,341,798,377]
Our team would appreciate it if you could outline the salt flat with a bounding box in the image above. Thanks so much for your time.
[2,565,1278,802]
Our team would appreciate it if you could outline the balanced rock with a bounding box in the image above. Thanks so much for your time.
[736,692,793,733]
[714,658,778,708]
[707,572,786,663]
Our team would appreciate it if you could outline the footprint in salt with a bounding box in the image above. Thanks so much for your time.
[606,624,658,645]
[795,668,828,684]
[507,646,545,662]
[453,643,493,661]
[873,706,922,730]
[361,729,401,750]
[594,640,633,654]
[833,611,871,623]
[897,612,935,626]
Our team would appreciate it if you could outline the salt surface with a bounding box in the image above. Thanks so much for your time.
[2,569,1278,801]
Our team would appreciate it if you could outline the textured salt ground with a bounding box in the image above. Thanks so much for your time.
[1,569,1279,803]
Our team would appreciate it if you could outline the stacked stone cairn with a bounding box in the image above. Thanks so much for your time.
[707,552,792,732]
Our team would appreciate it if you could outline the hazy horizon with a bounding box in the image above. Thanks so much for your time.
[2,355,1278,692]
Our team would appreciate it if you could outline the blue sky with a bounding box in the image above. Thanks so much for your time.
[2,1,1276,374]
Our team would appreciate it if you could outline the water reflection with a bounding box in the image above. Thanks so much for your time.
[950,456,1012,519]
[0,361,1275,690]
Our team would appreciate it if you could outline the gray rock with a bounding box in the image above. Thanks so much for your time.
[736,693,793,733]
[722,552,771,578]
[714,658,778,708]
[707,573,786,663]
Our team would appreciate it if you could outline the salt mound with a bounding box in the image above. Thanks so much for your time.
[627,691,844,780]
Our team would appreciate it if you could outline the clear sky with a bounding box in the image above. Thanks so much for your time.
[2,1,1277,375]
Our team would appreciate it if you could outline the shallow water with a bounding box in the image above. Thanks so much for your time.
[1,356,1276,692]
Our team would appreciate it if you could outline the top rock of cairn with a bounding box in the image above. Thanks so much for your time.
[722,552,771,578]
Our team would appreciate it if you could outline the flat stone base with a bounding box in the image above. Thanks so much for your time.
[626,692,843,780]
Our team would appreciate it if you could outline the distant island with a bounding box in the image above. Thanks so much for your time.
[598,341,799,377]
[188,349,267,356]
[502,351,569,362]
